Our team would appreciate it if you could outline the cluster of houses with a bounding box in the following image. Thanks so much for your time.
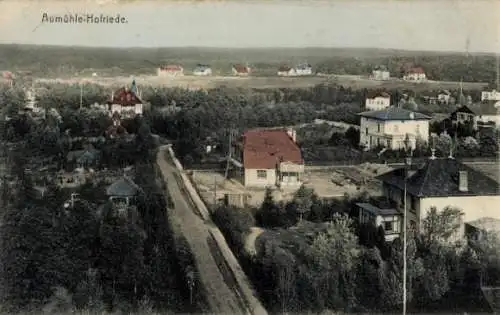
[227,124,499,244]
[157,64,252,77]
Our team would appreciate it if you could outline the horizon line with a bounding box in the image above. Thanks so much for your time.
[0,42,497,55]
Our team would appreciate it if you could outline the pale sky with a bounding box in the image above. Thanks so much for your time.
[0,0,499,52]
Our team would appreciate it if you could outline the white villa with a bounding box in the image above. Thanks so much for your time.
[358,107,431,150]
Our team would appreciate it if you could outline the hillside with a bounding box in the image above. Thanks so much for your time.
[0,44,497,84]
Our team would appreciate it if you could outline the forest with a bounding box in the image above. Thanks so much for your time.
[0,112,202,313]
[0,44,498,83]
[213,187,500,314]
[0,75,499,313]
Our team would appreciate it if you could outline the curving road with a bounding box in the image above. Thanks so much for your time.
[156,146,248,315]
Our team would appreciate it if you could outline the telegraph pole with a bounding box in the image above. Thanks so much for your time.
[80,83,83,110]
[224,128,233,179]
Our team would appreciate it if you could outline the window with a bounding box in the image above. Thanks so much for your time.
[384,221,394,232]
[377,124,381,132]
[416,124,420,133]
[410,197,418,213]
[366,128,368,135]
[257,170,267,179]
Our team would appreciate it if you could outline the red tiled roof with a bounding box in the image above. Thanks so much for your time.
[243,130,303,169]
[112,88,142,106]
[233,64,249,73]
[159,65,183,71]
[408,67,425,74]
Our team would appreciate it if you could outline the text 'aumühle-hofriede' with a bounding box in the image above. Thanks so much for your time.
[41,13,128,24]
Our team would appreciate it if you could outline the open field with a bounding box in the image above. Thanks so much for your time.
[190,163,390,207]
[26,74,489,91]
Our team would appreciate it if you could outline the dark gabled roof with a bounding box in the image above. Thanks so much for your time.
[377,158,500,198]
[358,106,431,121]
[106,177,140,197]
[366,91,390,99]
[452,105,476,115]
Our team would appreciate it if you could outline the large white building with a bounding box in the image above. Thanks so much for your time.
[365,91,391,110]
[295,63,313,76]
[481,89,500,101]
[371,69,390,80]
[403,67,427,82]
[358,107,431,150]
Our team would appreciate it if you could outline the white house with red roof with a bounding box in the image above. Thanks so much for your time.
[108,80,144,118]
[231,129,304,188]
[232,64,251,76]
[403,67,427,82]
[157,65,184,77]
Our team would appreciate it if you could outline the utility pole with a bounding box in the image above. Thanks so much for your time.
[224,129,233,179]
[496,53,499,90]
[80,83,83,110]
[403,140,413,315]
[213,174,217,206]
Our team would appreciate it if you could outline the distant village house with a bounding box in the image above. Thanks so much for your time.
[403,67,427,82]
[157,65,184,77]
[295,63,313,76]
[371,67,390,80]
[365,91,391,111]
[193,64,212,76]
[232,64,251,76]
[277,65,297,77]
[481,89,500,102]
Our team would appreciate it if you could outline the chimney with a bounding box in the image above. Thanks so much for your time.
[287,128,296,143]
[458,170,468,192]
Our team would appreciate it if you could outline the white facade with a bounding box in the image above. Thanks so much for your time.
[481,90,500,101]
[244,166,303,188]
[359,117,430,150]
[110,103,143,117]
[295,67,312,76]
[358,206,402,242]
[438,93,451,104]
[403,72,427,82]
[372,70,390,81]
[383,184,500,241]
[277,69,297,77]
[477,114,500,126]
[193,68,212,76]
[365,96,391,110]
[232,67,250,76]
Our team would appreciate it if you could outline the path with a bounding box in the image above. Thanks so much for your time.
[156,146,248,315]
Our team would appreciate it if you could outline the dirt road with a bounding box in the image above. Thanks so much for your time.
[156,146,248,315]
